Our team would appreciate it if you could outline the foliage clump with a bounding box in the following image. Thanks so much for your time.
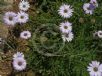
[0,0,102,76]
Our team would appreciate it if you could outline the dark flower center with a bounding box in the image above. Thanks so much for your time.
[87,7,91,10]
[9,16,13,21]
[99,32,102,35]
[23,5,26,8]
[20,16,24,19]
[64,25,68,29]
[24,33,28,36]
[18,61,22,66]
[93,67,98,72]
[64,9,68,13]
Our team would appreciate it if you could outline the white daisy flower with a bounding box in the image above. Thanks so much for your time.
[16,11,29,24]
[13,52,24,60]
[83,3,94,15]
[20,31,31,39]
[19,0,30,11]
[62,32,74,42]
[58,4,74,18]
[3,12,17,26]
[87,61,102,76]
[13,57,26,71]
[97,31,102,38]
[90,0,98,7]
[59,21,72,33]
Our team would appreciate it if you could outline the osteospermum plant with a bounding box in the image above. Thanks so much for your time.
[1,0,102,76]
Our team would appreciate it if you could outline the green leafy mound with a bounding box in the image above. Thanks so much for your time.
[26,0,102,76]
[0,0,102,76]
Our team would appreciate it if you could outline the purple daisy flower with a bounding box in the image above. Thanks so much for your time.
[3,12,17,26]
[89,3,96,10]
